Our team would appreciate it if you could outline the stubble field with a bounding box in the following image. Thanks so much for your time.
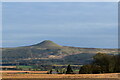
[1,71,120,80]
[2,78,120,80]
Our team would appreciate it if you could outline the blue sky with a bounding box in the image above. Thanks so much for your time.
[2,2,118,48]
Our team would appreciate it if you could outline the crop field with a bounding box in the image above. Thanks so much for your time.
[2,73,119,78]
[1,71,120,80]
[1,71,47,74]
[2,78,120,80]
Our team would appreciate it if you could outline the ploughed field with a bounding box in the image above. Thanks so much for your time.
[1,71,120,80]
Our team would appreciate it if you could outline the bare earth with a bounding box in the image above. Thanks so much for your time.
[1,71,120,80]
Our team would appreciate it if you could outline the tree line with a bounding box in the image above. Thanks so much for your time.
[80,53,120,74]
[48,53,120,74]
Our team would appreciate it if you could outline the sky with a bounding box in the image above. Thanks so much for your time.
[2,2,118,48]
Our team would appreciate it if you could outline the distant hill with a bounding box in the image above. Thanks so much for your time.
[31,40,62,49]
[2,40,118,65]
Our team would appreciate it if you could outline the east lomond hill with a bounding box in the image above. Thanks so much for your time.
[2,40,118,65]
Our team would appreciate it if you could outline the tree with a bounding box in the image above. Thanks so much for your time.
[56,69,59,73]
[93,53,114,73]
[79,65,92,74]
[49,69,52,74]
[114,53,120,72]
[66,65,74,74]
[79,53,120,74]
[92,65,101,74]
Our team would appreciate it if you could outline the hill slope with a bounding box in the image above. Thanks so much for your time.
[2,40,118,65]
[31,40,62,49]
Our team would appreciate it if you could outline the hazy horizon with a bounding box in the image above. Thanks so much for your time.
[2,2,118,48]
